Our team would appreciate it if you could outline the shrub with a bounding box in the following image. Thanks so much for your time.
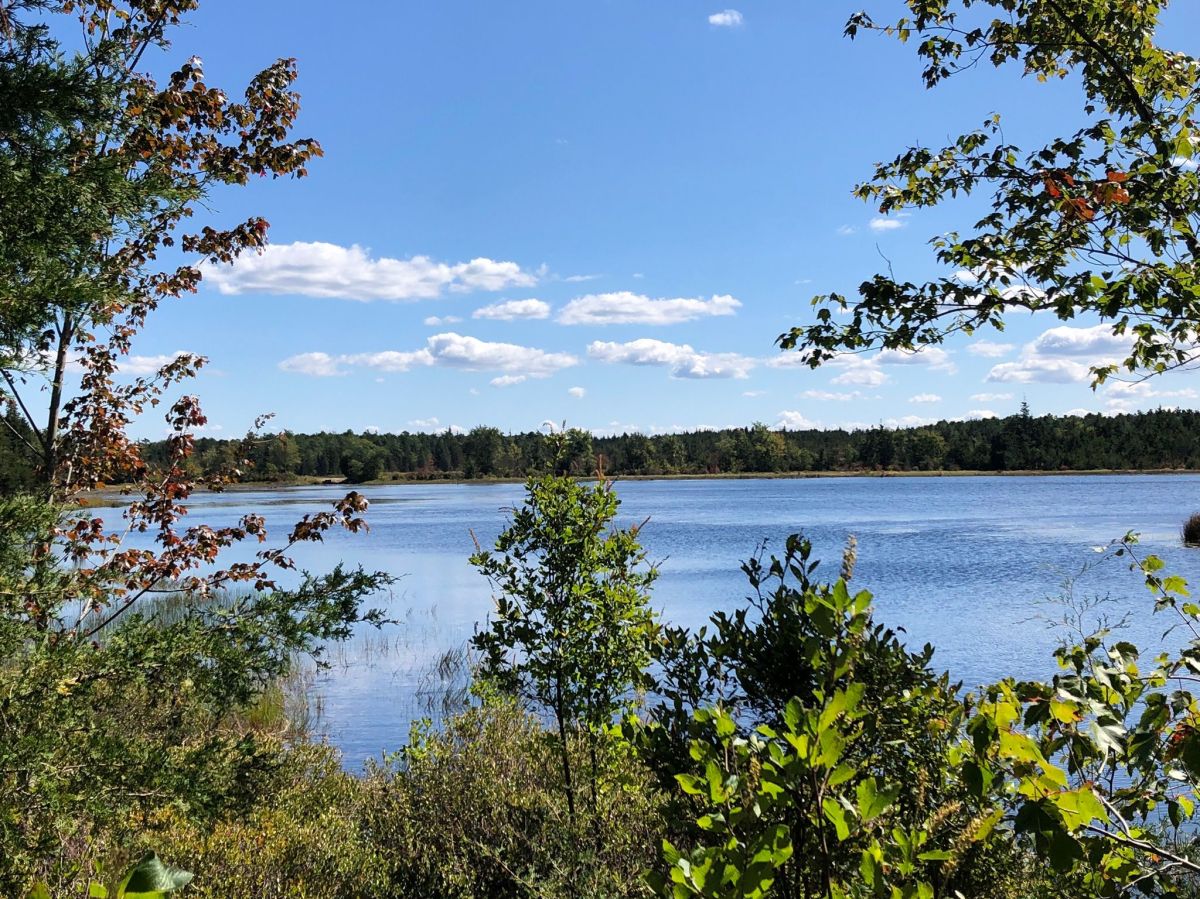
[1184,512,1200,546]
[644,535,1028,899]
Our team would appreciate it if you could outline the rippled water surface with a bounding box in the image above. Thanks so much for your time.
[108,474,1200,769]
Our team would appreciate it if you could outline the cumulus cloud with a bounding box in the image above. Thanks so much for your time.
[408,417,440,429]
[799,389,864,401]
[777,410,821,430]
[1104,381,1197,400]
[985,324,1134,384]
[587,338,755,379]
[885,415,935,428]
[909,393,941,404]
[568,386,586,398]
[966,409,998,419]
[206,241,536,302]
[971,392,1012,402]
[424,315,462,326]
[830,366,890,387]
[868,217,905,232]
[278,352,345,377]
[876,347,956,372]
[986,357,1091,384]
[967,340,1015,358]
[280,333,578,380]
[708,9,743,26]
[473,298,551,320]
[490,375,527,387]
[1030,324,1132,358]
[559,291,740,326]
[742,390,766,398]
[117,351,194,375]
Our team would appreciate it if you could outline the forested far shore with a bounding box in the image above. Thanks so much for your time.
[3,405,1193,490]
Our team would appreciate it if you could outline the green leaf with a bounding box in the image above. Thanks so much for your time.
[119,853,193,897]
[1052,787,1107,831]
[822,797,853,841]
[856,777,899,823]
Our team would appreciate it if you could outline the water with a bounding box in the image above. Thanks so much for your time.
[100,474,1200,769]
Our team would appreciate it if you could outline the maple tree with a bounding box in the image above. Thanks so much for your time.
[779,0,1200,385]
[0,2,389,887]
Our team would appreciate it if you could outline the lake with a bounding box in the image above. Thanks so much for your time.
[105,474,1200,769]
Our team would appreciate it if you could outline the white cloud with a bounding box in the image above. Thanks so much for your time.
[206,241,536,302]
[966,409,998,419]
[708,9,743,26]
[971,392,1013,402]
[473,298,551,321]
[885,415,935,428]
[491,375,527,388]
[1104,381,1198,401]
[836,225,857,236]
[984,324,1134,384]
[869,217,905,232]
[878,347,956,372]
[278,352,345,377]
[986,357,1091,384]
[118,351,194,375]
[424,315,462,326]
[967,340,1015,358]
[568,386,586,398]
[559,291,740,326]
[562,274,601,283]
[587,338,755,379]
[1030,324,1131,358]
[742,390,766,397]
[799,389,864,401]
[909,393,942,404]
[281,333,578,380]
[787,346,953,387]
[831,366,890,387]
[776,410,821,430]
[408,417,440,429]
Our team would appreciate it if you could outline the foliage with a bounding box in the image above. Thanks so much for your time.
[645,536,1021,899]
[953,535,1200,895]
[779,0,1200,385]
[87,853,193,899]
[1183,512,1200,547]
[138,703,664,899]
[0,1,389,892]
[471,453,659,821]
[1,0,321,489]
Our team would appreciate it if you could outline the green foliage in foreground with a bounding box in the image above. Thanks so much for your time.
[471,457,658,823]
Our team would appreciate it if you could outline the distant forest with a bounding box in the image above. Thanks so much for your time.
[3,404,1200,491]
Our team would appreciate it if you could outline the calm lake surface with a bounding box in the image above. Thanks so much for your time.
[110,474,1200,769]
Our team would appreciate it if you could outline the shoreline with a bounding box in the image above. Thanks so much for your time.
[81,467,1200,501]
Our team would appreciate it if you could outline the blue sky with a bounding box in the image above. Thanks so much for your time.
[124,2,1200,438]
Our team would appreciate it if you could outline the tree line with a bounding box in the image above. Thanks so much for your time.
[81,405,1200,486]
